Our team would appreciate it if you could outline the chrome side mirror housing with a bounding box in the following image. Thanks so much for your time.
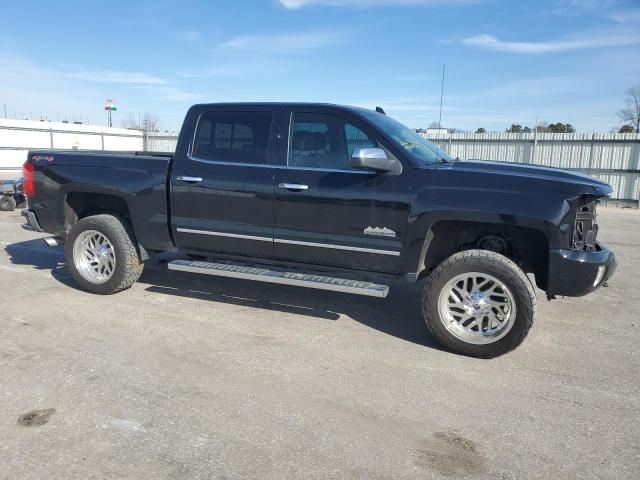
[351,148,401,174]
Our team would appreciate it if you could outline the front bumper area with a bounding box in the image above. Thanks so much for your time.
[21,208,44,232]
[547,242,616,297]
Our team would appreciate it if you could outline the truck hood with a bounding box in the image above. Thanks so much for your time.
[437,160,612,197]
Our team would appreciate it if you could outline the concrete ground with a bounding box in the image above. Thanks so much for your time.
[0,208,638,480]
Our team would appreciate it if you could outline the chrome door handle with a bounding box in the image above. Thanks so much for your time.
[176,176,203,183]
[278,183,308,191]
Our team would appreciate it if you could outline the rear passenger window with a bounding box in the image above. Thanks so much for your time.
[193,111,273,164]
[288,112,377,170]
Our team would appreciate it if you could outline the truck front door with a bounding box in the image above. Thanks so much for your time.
[273,109,411,273]
[170,107,279,258]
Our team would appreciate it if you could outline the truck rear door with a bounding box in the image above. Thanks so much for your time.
[170,106,279,258]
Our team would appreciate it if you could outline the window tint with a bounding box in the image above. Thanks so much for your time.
[288,112,376,170]
[193,111,273,164]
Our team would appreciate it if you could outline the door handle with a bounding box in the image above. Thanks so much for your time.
[278,183,308,191]
[176,176,203,183]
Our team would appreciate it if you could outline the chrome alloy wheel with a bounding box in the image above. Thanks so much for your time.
[72,230,116,284]
[437,272,516,345]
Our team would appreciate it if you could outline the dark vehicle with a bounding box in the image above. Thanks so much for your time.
[21,103,616,357]
[1,177,26,211]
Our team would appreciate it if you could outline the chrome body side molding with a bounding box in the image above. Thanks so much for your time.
[176,228,401,256]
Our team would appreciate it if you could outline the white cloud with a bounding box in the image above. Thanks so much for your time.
[608,8,640,23]
[279,0,473,7]
[219,30,345,53]
[463,32,640,54]
[0,52,196,129]
[555,0,616,10]
[65,70,168,85]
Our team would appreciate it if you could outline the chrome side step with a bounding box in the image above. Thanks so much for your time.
[167,259,389,298]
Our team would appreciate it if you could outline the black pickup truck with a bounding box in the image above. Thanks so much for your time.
[22,103,616,357]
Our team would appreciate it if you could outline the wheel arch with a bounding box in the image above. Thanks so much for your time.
[63,191,149,260]
[412,219,550,291]
[64,191,132,228]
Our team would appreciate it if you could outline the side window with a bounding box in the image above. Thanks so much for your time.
[345,123,377,158]
[288,112,376,170]
[193,111,272,164]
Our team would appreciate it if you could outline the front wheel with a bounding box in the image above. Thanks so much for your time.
[65,214,144,294]
[421,250,536,358]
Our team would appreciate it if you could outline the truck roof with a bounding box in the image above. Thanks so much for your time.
[189,102,376,114]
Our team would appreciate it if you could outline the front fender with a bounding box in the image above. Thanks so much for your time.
[400,168,574,276]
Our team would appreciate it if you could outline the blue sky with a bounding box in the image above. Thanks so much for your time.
[1,0,639,132]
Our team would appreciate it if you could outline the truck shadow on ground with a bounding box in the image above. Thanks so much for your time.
[5,239,445,351]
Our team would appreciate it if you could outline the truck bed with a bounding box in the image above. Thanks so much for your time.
[25,149,174,251]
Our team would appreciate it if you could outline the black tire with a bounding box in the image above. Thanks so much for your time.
[65,214,144,294]
[421,250,536,358]
[0,195,16,211]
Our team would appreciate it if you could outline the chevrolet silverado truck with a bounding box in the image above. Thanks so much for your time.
[21,103,616,357]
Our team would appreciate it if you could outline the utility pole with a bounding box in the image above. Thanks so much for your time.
[438,64,446,129]
[2,103,6,118]
[530,116,538,164]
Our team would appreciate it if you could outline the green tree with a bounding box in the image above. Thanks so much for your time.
[547,123,576,133]
[619,124,635,133]
[475,127,486,133]
[507,124,524,133]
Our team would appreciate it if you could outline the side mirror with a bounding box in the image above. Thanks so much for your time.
[351,148,400,174]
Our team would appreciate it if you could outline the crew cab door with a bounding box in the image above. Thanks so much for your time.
[170,107,278,258]
[273,109,411,272]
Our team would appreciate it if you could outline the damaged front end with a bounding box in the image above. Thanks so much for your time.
[547,193,616,298]
[571,198,600,252]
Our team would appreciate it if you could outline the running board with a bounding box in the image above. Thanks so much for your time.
[167,259,389,298]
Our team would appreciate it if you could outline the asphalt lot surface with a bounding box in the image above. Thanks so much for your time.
[1,207,638,479]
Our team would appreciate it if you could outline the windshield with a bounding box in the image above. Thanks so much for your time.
[363,111,453,165]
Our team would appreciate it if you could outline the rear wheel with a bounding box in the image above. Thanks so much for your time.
[65,214,143,294]
[0,195,16,211]
[421,250,536,358]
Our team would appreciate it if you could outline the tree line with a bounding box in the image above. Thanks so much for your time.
[501,122,576,134]
[472,84,640,134]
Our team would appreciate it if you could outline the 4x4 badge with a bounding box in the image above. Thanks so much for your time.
[364,227,396,238]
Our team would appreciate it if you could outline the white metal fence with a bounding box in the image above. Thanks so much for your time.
[2,119,638,203]
[0,119,144,179]
[146,133,179,153]
[423,132,640,203]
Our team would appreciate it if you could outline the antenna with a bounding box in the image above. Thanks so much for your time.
[375,106,386,115]
[438,64,446,129]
